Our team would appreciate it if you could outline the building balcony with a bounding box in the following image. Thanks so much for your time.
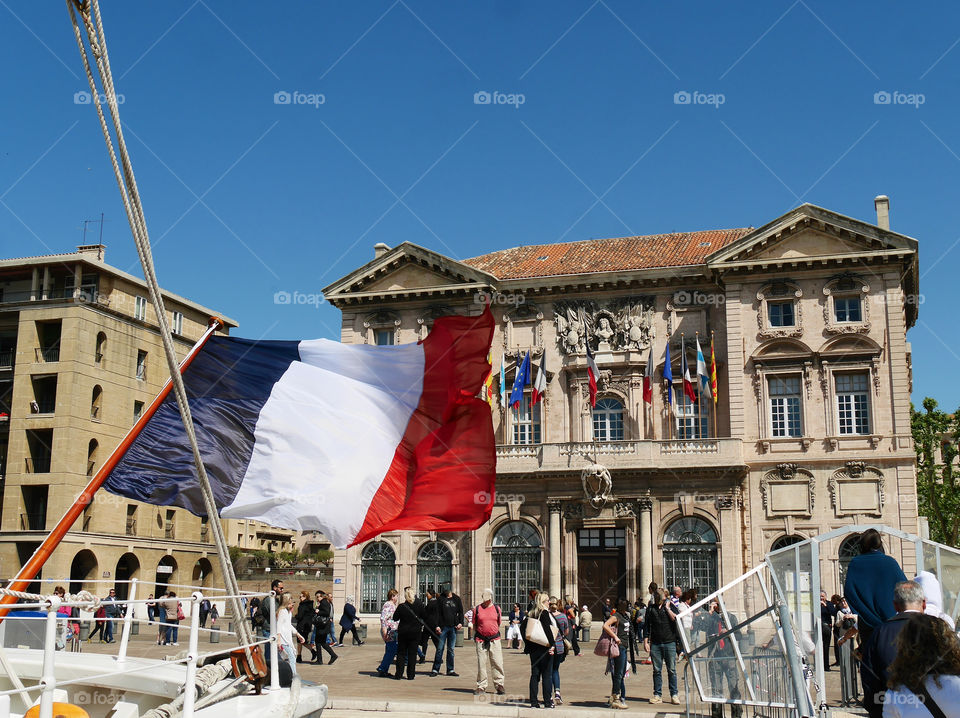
[495,438,745,475]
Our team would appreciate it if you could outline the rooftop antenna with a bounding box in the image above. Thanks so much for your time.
[79,213,107,243]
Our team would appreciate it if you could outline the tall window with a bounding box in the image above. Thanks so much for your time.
[838,534,861,588]
[136,350,147,381]
[768,376,802,438]
[134,296,147,321]
[662,517,719,596]
[164,509,175,539]
[91,385,103,420]
[95,332,106,365]
[375,329,394,346]
[834,296,862,323]
[361,541,396,613]
[675,390,709,439]
[593,398,624,441]
[87,439,98,476]
[768,300,795,327]
[835,372,870,435]
[133,400,144,422]
[512,393,541,445]
[492,522,542,609]
[417,541,453,596]
[126,504,137,536]
[171,311,184,335]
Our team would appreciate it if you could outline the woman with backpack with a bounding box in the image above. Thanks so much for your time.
[393,587,427,680]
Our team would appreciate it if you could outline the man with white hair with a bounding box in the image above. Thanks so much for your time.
[472,588,505,695]
[859,580,926,718]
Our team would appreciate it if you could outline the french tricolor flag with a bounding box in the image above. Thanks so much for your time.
[585,344,599,408]
[105,310,496,548]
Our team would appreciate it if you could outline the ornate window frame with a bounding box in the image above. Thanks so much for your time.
[820,359,881,449]
[753,360,814,452]
[758,463,815,517]
[828,461,885,517]
[756,281,803,339]
[416,304,456,340]
[822,275,871,335]
[502,302,544,357]
[362,309,401,345]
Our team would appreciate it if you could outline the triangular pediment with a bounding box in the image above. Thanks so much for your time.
[707,204,918,267]
[322,242,497,304]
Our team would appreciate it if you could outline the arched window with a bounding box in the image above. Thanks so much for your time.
[838,534,861,589]
[593,397,624,441]
[95,332,106,365]
[417,541,453,597]
[771,535,804,552]
[87,439,98,477]
[663,517,719,596]
[361,541,396,613]
[492,522,542,609]
[91,385,102,420]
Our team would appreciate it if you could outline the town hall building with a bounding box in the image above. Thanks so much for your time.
[323,197,920,617]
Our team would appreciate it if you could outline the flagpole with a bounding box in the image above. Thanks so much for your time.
[711,331,718,440]
[0,318,222,617]
[695,332,701,440]
[680,333,687,440]
[666,342,673,442]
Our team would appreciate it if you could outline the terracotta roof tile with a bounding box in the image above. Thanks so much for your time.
[462,228,753,280]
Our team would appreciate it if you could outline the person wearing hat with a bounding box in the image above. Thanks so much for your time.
[473,588,505,695]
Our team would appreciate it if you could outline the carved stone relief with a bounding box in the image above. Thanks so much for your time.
[363,309,401,345]
[759,463,815,517]
[828,461,885,517]
[581,463,614,509]
[756,281,803,339]
[554,297,655,355]
[822,276,871,335]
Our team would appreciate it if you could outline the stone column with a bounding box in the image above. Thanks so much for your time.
[638,497,653,592]
[547,500,562,598]
[41,266,50,300]
[30,267,39,301]
[73,263,82,298]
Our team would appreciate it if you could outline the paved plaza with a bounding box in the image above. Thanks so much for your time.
[79,625,854,717]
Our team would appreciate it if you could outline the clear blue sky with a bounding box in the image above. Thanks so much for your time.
[2,1,959,411]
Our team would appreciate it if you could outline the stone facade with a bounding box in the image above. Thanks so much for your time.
[322,199,920,616]
[0,245,293,599]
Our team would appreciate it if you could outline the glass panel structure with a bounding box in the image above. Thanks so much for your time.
[512,393,541,445]
[361,541,396,613]
[768,300,795,327]
[492,522,542,608]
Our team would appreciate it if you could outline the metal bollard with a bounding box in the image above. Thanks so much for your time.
[357,624,368,641]
[582,626,591,643]
[209,626,220,644]
[455,628,464,648]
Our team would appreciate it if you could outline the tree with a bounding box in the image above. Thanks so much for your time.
[912,397,960,546]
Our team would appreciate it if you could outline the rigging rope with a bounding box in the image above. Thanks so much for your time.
[65,0,253,652]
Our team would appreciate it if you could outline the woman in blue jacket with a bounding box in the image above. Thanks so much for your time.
[339,595,364,646]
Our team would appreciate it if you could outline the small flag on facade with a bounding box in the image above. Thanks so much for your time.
[663,342,673,406]
[681,336,697,402]
[710,335,718,404]
[696,335,711,396]
[532,355,547,405]
[642,344,654,405]
[509,350,532,409]
[585,343,599,408]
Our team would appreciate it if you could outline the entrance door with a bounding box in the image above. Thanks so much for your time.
[576,528,626,617]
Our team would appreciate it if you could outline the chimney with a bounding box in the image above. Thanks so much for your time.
[77,244,106,261]
[374,242,391,259]
[874,195,890,230]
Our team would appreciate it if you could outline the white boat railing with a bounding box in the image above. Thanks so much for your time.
[0,583,282,718]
